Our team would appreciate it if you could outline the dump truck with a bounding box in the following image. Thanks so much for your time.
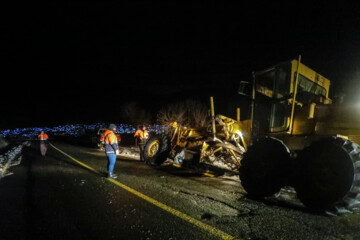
[144,56,360,212]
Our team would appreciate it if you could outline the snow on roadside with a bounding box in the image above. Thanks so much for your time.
[119,147,139,160]
[0,141,30,180]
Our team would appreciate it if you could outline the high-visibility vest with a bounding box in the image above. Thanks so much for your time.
[104,130,119,154]
[104,130,117,144]
[134,129,149,140]
[101,133,120,142]
[38,133,48,140]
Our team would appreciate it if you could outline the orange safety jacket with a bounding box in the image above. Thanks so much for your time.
[104,129,119,154]
[38,133,49,141]
[134,129,149,140]
[101,133,121,142]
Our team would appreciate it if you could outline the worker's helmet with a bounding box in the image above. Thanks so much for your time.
[108,123,117,131]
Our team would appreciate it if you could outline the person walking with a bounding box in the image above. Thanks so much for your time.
[134,125,149,161]
[104,124,120,179]
[38,131,49,156]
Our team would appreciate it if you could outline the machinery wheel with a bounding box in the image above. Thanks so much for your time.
[143,135,171,166]
[295,137,360,211]
[239,137,291,198]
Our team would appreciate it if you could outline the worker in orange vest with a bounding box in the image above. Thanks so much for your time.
[134,125,149,161]
[104,124,120,179]
[38,131,49,141]
[38,131,49,156]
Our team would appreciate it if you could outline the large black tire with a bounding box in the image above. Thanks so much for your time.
[143,135,171,167]
[295,137,360,211]
[239,137,291,198]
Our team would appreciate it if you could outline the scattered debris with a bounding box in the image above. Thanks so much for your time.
[79,179,86,186]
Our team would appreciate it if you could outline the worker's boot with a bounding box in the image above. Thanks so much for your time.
[108,172,117,179]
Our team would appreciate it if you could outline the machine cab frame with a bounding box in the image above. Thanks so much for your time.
[240,58,331,138]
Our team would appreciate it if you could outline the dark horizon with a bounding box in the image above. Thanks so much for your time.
[3,2,360,129]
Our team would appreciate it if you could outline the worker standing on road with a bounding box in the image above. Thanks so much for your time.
[104,124,120,179]
[134,125,149,161]
[38,131,49,156]
[38,131,49,141]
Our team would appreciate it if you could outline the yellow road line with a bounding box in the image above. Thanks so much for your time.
[50,143,100,175]
[50,143,239,240]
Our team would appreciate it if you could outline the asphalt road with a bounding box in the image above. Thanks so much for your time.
[0,141,359,240]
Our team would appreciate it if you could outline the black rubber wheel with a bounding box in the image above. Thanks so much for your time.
[239,137,291,198]
[295,137,360,211]
[143,135,171,166]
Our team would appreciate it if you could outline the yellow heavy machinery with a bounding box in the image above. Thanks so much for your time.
[144,56,360,211]
[238,56,360,211]
[144,110,246,172]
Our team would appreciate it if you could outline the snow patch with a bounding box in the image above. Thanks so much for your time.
[0,141,29,180]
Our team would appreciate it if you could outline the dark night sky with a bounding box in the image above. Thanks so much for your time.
[2,1,360,128]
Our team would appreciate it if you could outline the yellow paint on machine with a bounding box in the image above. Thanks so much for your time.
[203,173,215,177]
[49,143,239,240]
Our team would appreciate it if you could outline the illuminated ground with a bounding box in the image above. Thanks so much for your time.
[0,141,359,240]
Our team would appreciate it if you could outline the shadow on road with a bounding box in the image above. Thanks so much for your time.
[140,161,239,180]
[21,143,37,238]
[245,193,330,216]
